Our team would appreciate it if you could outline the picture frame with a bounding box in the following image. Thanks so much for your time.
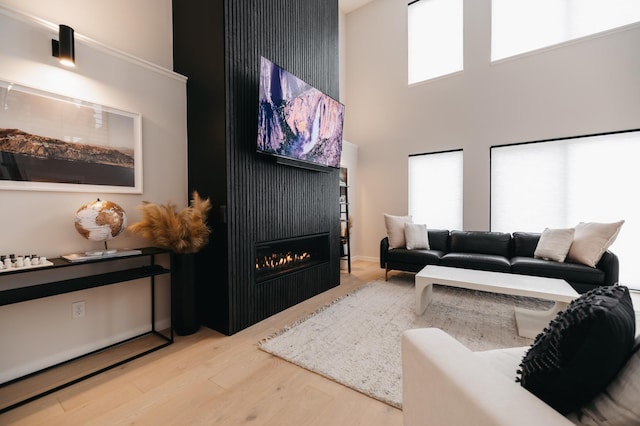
[0,79,142,193]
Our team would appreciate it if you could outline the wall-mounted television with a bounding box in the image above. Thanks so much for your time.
[257,57,344,169]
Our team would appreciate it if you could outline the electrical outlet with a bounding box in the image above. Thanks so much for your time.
[72,301,85,319]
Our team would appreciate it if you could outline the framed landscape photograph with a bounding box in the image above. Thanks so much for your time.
[0,80,142,193]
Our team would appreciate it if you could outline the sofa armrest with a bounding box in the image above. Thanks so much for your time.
[597,250,619,286]
[402,329,573,426]
[380,237,389,268]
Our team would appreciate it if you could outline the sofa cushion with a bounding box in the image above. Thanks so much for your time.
[427,229,450,252]
[517,285,636,414]
[510,257,605,285]
[477,346,528,382]
[534,228,575,262]
[405,223,429,250]
[384,214,412,249]
[440,253,511,273]
[568,335,640,426]
[512,232,541,257]
[567,220,624,267]
[387,248,444,265]
[449,231,512,257]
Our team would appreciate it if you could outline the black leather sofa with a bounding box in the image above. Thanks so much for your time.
[380,230,619,294]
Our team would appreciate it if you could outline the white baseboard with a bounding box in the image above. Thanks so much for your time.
[0,325,152,383]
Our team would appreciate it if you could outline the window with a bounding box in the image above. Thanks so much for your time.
[491,130,640,289]
[408,0,463,84]
[408,150,463,230]
[492,0,640,61]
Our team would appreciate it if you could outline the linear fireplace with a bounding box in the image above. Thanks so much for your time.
[255,233,330,284]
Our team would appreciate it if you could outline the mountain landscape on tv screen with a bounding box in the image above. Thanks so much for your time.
[257,57,343,168]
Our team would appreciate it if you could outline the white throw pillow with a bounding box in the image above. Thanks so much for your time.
[384,214,412,249]
[534,228,575,262]
[567,220,625,267]
[405,223,430,250]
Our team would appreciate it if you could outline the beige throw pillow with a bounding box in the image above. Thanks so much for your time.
[567,220,624,267]
[534,228,575,262]
[405,223,430,250]
[384,214,412,249]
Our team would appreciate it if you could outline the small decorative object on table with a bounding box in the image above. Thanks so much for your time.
[128,191,212,336]
[63,199,140,262]
[0,254,51,273]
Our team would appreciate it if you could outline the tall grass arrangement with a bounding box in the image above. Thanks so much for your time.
[128,191,212,254]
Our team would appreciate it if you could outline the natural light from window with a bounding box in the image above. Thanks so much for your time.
[492,0,640,61]
[491,130,640,289]
[408,0,463,84]
[408,150,463,230]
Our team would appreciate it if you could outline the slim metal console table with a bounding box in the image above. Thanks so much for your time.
[0,247,173,414]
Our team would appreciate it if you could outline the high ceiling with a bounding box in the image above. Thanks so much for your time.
[339,0,375,14]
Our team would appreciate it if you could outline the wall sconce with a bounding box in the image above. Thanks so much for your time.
[51,24,75,67]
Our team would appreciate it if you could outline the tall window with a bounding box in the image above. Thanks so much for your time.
[491,130,640,289]
[408,0,463,84]
[492,0,640,61]
[408,150,463,230]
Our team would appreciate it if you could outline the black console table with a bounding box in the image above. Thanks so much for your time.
[0,247,173,414]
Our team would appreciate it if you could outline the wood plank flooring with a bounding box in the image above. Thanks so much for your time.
[0,332,170,413]
[0,260,403,425]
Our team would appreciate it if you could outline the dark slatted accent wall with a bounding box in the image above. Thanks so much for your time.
[174,0,340,334]
[224,0,340,333]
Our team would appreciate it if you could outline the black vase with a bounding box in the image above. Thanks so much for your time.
[171,252,200,336]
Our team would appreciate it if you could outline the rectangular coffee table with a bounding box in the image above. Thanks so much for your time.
[415,265,580,339]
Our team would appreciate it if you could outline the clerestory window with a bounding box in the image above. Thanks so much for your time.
[408,0,464,84]
[491,0,640,61]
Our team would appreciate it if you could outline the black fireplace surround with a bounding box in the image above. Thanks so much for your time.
[173,0,341,335]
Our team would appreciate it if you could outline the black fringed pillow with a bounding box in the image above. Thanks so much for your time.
[516,285,635,414]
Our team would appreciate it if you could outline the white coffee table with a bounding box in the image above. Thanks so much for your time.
[415,265,580,339]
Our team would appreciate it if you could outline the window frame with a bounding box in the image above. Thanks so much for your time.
[408,0,464,85]
[491,0,640,62]
[408,148,463,230]
[489,128,640,289]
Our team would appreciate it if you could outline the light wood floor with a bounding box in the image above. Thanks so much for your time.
[0,260,403,425]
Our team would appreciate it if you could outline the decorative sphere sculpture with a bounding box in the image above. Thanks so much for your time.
[74,199,127,243]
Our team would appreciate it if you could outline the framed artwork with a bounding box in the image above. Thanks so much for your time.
[0,80,142,193]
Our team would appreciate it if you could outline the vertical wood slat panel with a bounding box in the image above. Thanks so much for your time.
[223,0,340,333]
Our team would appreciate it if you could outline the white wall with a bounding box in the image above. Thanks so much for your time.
[0,2,184,381]
[339,9,348,107]
[0,0,173,69]
[344,0,640,260]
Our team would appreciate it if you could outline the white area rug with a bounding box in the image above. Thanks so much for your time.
[258,274,551,408]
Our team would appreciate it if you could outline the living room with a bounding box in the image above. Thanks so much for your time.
[0,0,639,423]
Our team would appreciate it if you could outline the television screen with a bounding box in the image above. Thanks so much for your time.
[257,57,344,169]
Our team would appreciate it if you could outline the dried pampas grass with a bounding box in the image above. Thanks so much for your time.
[128,191,212,254]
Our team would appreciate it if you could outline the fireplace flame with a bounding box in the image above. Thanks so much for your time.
[256,251,311,271]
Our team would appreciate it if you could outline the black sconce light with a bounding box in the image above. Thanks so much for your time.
[51,24,75,67]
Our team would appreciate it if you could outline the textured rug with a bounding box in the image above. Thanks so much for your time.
[258,274,552,408]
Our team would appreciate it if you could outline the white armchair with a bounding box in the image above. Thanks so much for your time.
[401,328,573,426]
